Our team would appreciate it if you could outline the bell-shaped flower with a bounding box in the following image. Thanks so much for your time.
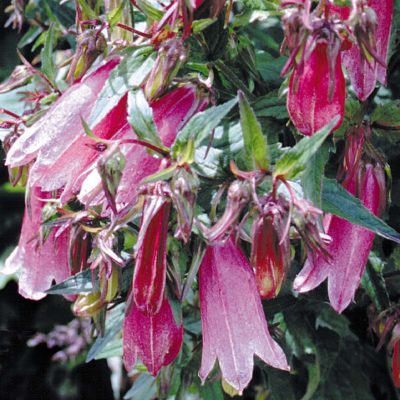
[132,185,171,315]
[4,186,70,300]
[251,195,291,299]
[342,0,393,101]
[294,129,386,313]
[199,238,289,394]
[123,296,183,376]
[5,58,124,204]
[287,41,345,136]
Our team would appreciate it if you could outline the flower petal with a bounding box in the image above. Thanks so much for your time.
[199,238,289,394]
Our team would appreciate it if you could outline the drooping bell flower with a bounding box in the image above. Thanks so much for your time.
[132,184,171,315]
[3,186,71,300]
[123,295,183,376]
[199,238,289,394]
[5,58,124,204]
[294,128,386,313]
[287,41,345,135]
[341,0,393,101]
[251,195,291,299]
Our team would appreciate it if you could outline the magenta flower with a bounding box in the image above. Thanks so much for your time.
[294,131,386,313]
[123,296,183,375]
[132,192,171,315]
[4,186,70,300]
[5,59,122,203]
[251,196,291,299]
[199,238,289,394]
[342,0,393,101]
[287,42,345,136]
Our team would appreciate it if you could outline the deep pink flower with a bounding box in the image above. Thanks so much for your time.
[287,42,345,136]
[342,0,393,101]
[294,131,386,313]
[132,193,171,315]
[251,196,290,299]
[199,238,289,394]
[5,59,123,203]
[123,296,183,375]
[4,186,70,300]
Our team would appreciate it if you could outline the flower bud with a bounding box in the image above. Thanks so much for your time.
[171,167,199,243]
[132,184,171,315]
[67,30,107,83]
[144,38,186,101]
[251,196,291,299]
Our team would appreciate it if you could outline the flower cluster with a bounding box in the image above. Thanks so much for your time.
[0,0,398,395]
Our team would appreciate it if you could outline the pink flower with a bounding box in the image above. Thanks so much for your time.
[251,196,291,299]
[123,296,183,375]
[294,129,386,313]
[4,186,70,300]
[199,238,289,394]
[132,191,171,315]
[5,59,123,204]
[287,42,345,136]
[342,0,393,101]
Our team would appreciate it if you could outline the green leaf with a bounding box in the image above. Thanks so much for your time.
[172,97,238,157]
[370,100,400,128]
[124,373,157,400]
[300,359,321,400]
[45,268,96,295]
[238,90,269,171]
[199,380,224,400]
[41,23,56,86]
[361,254,390,312]
[18,26,42,48]
[136,0,164,20]
[192,18,217,33]
[127,89,165,149]
[107,0,126,27]
[321,177,400,243]
[77,0,97,19]
[89,46,155,128]
[274,117,337,180]
[86,303,125,362]
[141,164,177,184]
[301,141,330,210]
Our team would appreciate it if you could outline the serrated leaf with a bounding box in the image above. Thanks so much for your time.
[274,117,337,180]
[86,303,125,362]
[89,47,155,127]
[321,177,400,243]
[172,97,237,156]
[41,23,56,86]
[238,90,269,171]
[127,89,165,149]
[136,0,164,20]
[45,268,96,295]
